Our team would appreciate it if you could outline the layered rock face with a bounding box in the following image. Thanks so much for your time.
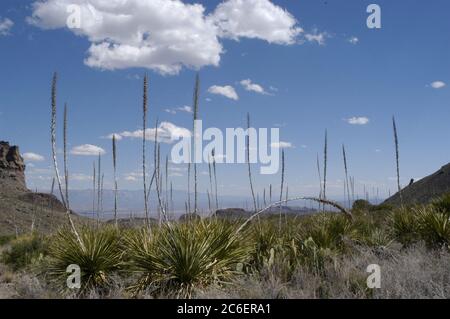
[0,141,27,192]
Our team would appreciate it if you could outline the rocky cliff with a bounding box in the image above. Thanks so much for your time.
[0,141,86,236]
[0,141,27,193]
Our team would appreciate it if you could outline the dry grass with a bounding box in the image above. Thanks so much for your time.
[195,243,450,299]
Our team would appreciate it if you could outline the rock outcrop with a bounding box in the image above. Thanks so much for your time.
[0,141,27,192]
[384,162,450,206]
[214,208,251,219]
[0,141,86,236]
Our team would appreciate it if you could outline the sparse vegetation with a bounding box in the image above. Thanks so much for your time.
[1,233,48,271]
[2,197,450,298]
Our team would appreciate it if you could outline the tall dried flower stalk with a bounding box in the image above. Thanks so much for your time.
[192,73,200,214]
[392,116,403,204]
[208,153,213,204]
[278,149,285,232]
[153,122,167,222]
[212,148,218,210]
[92,161,96,220]
[263,188,267,207]
[50,72,82,247]
[316,153,323,210]
[165,155,169,213]
[100,173,104,215]
[187,160,191,213]
[342,144,351,208]
[246,113,257,212]
[207,189,212,213]
[142,74,149,227]
[51,73,66,209]
[97,153,101,224]
[323,129,328,203]
[269,184,272,203]
[112,134,118,227]
[63,103,69,210]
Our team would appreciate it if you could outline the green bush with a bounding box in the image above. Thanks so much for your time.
[359,228,393,248]
[1,233,48,271]
[298,237,334,274]
[251,226,300,279]
[417,206,450,248]
[299,213,356,252]
[47,226,122,295]
[125,220,252,297]
[431,193,450,214]
[389,208,421,247]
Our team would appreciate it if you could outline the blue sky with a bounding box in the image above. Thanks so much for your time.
[0,0,449,200]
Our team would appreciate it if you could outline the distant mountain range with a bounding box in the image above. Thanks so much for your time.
[49,189,320,219]
[48,189,249,218]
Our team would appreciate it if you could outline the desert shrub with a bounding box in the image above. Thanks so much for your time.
[0,234,15,246]
[47,225,122,295]
[125,220,252,298]
[248,217,315,280]
[1,233,49,271]
[417,206,450,248]
[358,228,393,248]
[299,213,356,253]
[249,222,278,266]
[389,207,421,247]
[248,214,355,275]
[297,237,334,274]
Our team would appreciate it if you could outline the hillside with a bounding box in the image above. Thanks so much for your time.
[384,162,450,206]
[0,141,85,236]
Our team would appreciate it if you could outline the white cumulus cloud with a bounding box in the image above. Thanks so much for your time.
[27,0,313,74]
[165,105,193,115]
[208,85,239,100]
[28,0,222,75]
[23,152,45,162]
[177,105,193,113]
[0,17,13,36]
[110,121,191,144]
[304,30,328,45]
[430,81,446,89]
[240,79,268,95]
[164,109,177,115]
[211,0,302,45]
[71,144,106,156]
[346,117,369,125]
